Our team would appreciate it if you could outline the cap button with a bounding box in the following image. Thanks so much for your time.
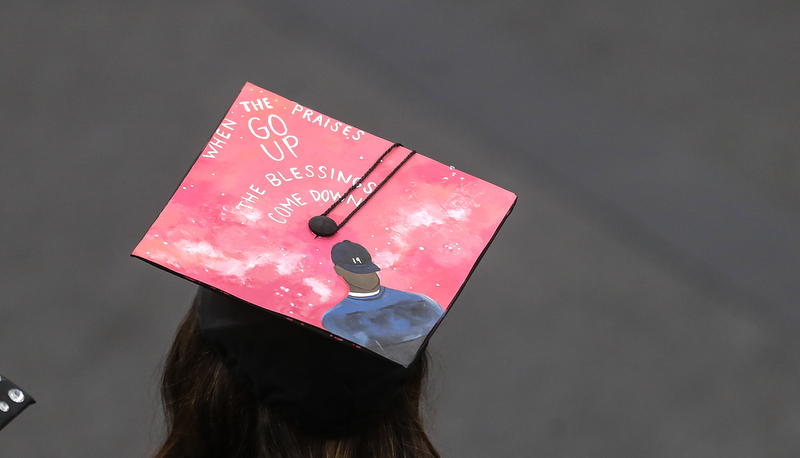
[309,216,338,237]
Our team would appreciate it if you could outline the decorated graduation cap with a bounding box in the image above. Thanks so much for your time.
[0,375,35,431]
[133,83,515,433]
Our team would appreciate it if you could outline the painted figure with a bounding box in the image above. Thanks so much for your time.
[322,240,444,365]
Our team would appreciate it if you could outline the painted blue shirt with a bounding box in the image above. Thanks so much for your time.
[322,286,444,351]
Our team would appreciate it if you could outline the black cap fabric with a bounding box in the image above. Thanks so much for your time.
[196,287,412,436]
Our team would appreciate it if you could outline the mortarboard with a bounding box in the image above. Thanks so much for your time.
[0,375,35,431]
[133,82,515,433]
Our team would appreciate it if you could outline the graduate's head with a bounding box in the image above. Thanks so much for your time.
[332,240,381,292]
[155,288,441,458]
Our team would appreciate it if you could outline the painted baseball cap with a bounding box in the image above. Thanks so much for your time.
[330,240,381,274]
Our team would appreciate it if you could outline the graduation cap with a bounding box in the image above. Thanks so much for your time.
[133,83,515,433]
[0,375,35,431]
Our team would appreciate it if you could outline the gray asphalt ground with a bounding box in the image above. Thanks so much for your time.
[2,1,799,456]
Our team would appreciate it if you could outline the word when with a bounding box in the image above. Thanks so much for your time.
[291,104,364,140]
[201,118,237,159]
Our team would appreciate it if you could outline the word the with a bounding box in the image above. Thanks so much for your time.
[236,184,308,224]
[236,184,266,210]
[238,98,274,112]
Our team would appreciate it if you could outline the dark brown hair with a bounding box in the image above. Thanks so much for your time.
[155,296,441,458]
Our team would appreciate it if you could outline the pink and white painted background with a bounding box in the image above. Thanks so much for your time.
[134,83,516,329]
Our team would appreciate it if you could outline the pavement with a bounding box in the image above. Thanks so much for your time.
[1,1,799,456]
